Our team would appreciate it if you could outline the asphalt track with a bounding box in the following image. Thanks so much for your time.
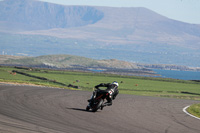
[0,84,200,133]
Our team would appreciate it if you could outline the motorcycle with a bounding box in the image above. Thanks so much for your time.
[86,88,109,112]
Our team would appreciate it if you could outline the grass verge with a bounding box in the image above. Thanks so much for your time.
[187,103,200,118]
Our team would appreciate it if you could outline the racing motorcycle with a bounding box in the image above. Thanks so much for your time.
[86,88,109,112]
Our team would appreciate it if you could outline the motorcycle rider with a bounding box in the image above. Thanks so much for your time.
[88,81,119,110]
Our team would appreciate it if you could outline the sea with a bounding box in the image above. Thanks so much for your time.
[153,69,200,80]
[89,68,200,80]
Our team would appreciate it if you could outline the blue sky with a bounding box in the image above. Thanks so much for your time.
[39,0,200,24]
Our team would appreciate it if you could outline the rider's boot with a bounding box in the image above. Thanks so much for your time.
[101,103,106,110]
[100,105,104,110]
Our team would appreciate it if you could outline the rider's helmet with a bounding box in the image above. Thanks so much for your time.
[112,81,119,87]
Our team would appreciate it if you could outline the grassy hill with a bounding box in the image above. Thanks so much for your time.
[0,55,140,69]
[1,55,199,73]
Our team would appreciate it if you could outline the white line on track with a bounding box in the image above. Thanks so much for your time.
[183,105,200,120]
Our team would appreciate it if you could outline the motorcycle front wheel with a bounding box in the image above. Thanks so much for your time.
[91,99,103,112]
[86,105,90,111]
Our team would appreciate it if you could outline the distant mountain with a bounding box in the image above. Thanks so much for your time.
[0,0,200,67]
[0,0,104,31]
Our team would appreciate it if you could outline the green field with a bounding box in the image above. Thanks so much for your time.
[0,66,200,100]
